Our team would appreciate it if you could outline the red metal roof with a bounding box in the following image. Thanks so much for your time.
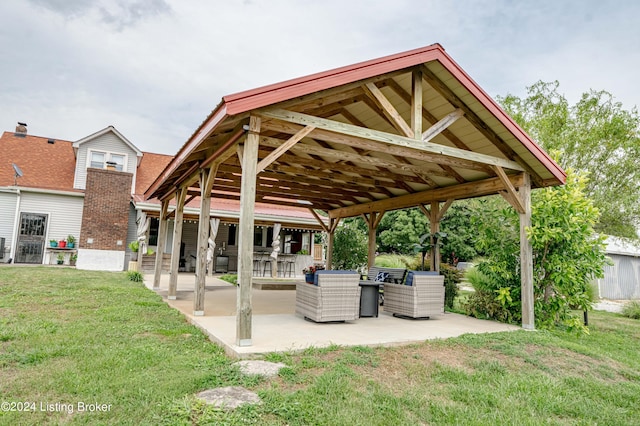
[148,44,565,200]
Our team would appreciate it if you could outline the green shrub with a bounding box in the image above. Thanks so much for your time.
[374,254,412,268]
[126,270,144,282]
[463,265,519,324]
[622,301,640,319]
[219,274,238,285]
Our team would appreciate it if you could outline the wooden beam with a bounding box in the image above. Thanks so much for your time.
[326,217,341,269]
[308,209,329,233]
[329,174,525,219]
[411,69,423,138]
[256,125,315,173]
[194,164,218,316]
[422,109,464,142]
[152,199,169,290]
[437,199,454,222]
[168,186,187,300]
[519,173,534,330]
[236,115,260,347]
[493,166,525,214]
[420,65,545,186]
[256,109,524,172]
[362,82,414,138]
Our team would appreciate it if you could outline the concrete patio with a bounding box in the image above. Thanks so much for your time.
[145,273,519,358]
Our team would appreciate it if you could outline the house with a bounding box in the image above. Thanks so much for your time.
[598,236,640,299]
[0,124,324,271]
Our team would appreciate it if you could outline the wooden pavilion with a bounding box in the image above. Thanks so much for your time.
[145,44,566,346]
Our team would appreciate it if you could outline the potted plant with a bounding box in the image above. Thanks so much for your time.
[128,241,139,261]
[56,253,64,265]
[70,253,77,266]
[58,239,67,248]
[302,265,324,283]
[66,235,76,248]
[49,239,58,248]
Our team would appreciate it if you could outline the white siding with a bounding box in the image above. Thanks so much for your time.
[74,132,138,191]
[0,191,17,260]
[20,192,84,244]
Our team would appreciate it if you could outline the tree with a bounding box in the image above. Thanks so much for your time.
[377,208,428,254]
[331,217,368,271]
[498,81,640,239]
[466,169,609,332]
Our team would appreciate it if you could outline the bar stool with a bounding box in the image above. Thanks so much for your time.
[253,252,263,276]
[262,254,274,276]
[284,254,297,277]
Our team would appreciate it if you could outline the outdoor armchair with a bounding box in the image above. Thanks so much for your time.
[295,270,361,322]
[384,271,445,319]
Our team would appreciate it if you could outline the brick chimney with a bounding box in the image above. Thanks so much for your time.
[15,122,27,136]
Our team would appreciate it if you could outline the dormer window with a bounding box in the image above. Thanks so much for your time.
[89,150,126,171]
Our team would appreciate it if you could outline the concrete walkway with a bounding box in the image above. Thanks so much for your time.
[145,273,520,358]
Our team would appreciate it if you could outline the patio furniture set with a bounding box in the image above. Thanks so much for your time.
[295,268,445,323]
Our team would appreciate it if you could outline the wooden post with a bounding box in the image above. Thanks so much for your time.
[429,201,440,273]
[194,165,217,316]
[152,200,169,290]
[236,116,260,346]
[364,212,384,270]
[326,217,340,269]
[411,68,423,137]
[168,186,187,300]
[519,173,534,330]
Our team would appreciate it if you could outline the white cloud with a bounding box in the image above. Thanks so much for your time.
[1,0,638,154]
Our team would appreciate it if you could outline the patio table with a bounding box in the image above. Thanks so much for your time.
[358,281,380,317]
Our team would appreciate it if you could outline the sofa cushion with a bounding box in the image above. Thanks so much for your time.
[405,270,439,286]
[313,270,359,285]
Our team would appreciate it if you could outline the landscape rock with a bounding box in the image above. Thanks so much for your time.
[196,386,261,410]
[234,360,286,377]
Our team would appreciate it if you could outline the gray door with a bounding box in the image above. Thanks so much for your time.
[15,213,48,264]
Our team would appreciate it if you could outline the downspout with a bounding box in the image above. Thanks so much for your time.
[10,188,21,262]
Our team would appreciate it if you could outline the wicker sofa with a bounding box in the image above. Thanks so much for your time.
[384,271,445,319]
[295,270,361,322]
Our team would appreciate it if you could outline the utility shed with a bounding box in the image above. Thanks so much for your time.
[600,236,640,300]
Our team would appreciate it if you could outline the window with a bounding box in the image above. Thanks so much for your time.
[110,154,125,171]
[253,228,263,247]
[88,150,127,171]
[90,152,105,168]
[148,218,159,246]
[228,224,237,246]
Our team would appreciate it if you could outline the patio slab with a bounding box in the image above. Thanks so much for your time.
[145,273,519,358]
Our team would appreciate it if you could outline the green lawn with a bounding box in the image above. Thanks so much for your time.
[1,267,639,425]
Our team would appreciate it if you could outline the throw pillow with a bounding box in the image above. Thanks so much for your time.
[375,271,389,282]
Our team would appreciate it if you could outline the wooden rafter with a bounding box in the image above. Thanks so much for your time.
[420,65,544,186]
[256,125,315,173]
[362,82,414,138]
[256,109,525,172]
[422,109,464,142]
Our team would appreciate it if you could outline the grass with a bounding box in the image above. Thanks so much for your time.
[1,267,640,425]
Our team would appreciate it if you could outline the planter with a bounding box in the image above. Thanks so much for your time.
[131,252,138,261]
[305,273,315,284]
[67,242,75,248]
[57,260,64,265]
[58,241,67,248]
[49,241,58,247]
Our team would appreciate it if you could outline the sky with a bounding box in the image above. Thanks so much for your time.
[1,0,638,155]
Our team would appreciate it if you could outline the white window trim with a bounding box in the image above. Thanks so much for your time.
[86,149,129,172]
